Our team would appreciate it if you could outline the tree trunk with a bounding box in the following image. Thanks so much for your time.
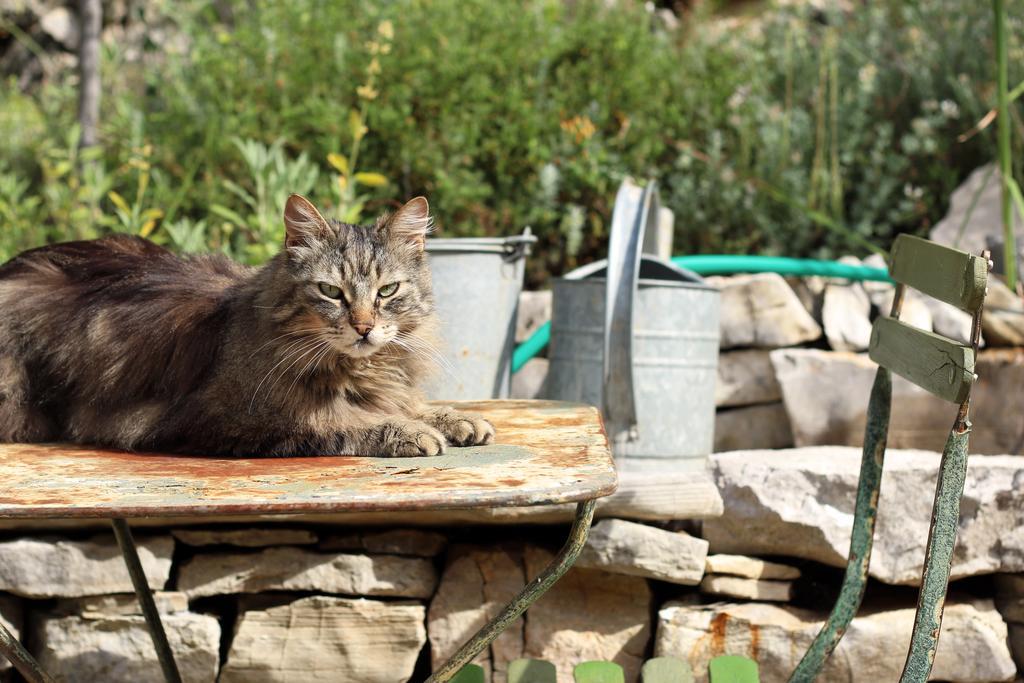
[77,0,102,150]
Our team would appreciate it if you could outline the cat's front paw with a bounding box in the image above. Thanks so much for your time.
[431,410,495,447]
[380,421,447,457]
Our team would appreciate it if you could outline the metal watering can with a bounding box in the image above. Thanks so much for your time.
[545,180,720,471]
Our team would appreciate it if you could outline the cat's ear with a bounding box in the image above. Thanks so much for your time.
[283,194,333,249]
[383,197,432,252]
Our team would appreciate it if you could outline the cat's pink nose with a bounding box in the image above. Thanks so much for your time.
[352,322,373,338]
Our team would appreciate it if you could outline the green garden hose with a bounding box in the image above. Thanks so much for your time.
[511,255,892,373]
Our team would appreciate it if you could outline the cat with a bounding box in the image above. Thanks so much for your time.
[0,194,494,457]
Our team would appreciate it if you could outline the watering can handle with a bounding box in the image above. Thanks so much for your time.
[603,179,660,441]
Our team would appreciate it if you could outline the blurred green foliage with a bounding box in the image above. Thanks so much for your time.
[0,0,1021,284]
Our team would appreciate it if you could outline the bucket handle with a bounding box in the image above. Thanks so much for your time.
[501,227,536,262]
[603,179,660,440]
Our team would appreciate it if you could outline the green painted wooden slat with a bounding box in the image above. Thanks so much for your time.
[641,656,694,683]
[708,655,760,683]
[889,234,987,312]
[868,317,975,404]
[509,658,558,683]
[450,663,486,683]
[573,661,625,683]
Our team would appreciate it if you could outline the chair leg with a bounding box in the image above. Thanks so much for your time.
[426,499,597,683]
[790,367,892,682]
[899,427,971,682]
[111,518,182,683]
[0,618,55,683]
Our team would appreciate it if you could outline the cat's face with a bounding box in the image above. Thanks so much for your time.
[275,195,434,360]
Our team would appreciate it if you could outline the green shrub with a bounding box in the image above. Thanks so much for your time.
[1,0,1021,284]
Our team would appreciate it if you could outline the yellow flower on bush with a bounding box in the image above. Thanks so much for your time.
[357,84,379,101]
[378,20,394,40]
[560,115,597,144]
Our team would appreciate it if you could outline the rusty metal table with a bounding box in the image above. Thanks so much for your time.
[0,399,617,683]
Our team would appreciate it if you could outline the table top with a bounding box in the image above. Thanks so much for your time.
[0,400,616,519]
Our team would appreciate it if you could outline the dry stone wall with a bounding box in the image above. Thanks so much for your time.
[0,501,1020,682]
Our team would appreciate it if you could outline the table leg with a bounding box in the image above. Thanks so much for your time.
[790,367,891,682]
[899,428,971,682]
[426,498,597,683]
[111,518,182,683]
[0,618,54,683]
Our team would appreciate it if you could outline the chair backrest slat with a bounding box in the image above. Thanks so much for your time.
[868,316,975,403]
[889,234,987,312]
[641,656,694,683]
[708,655,760,683]
[450,664,486,683]
[574,661,625,683]
[509,658,558,683]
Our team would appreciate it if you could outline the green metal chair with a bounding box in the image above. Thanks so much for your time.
[790,234,990,682]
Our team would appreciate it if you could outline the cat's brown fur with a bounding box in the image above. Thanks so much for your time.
[0,195,494,456]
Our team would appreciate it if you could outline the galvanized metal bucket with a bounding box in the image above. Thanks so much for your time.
[424,230,536,400]
[545,180,720,471]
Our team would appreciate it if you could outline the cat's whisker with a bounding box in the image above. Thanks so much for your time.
[281,339,334,401]
[247,337,326,413]
[248,328,325,358]
[258,337,335,409]
[390,333,456,377]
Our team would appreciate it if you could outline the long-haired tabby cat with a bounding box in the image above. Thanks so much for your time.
[0,194,494,457]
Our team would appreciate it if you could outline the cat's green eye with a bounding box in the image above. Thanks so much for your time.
[318,282,342,299]
[378,282,399,298]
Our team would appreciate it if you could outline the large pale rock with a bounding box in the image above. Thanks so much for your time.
[714,403,793,452]
[715,350,781,407]
[983,277,1024,347]
[172,527,317,547]
[869,287,934,331]
[56,592,188,618]
[575,519,708,585]
[924,296,975,344]
[516,290,552,343]
[822,276,872,351]
[707,273,822,349]
[40,7,79,49]
[655,599,1015,683]
[428,544,652,683]
[771,347,1024,454]
[0,535,172,598]
[704,448,1024,584]
[974,348,1024,453]
[930,163,1024,258]
[319,528,447,556]
[34,611,220,683]
[220,596,425,683]
[178,547,436,599]
[699,575,792,602]
[705,554,800,580]
[0,595,21,673]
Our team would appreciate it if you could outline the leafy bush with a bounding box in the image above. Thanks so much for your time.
[1,0,1021,284]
